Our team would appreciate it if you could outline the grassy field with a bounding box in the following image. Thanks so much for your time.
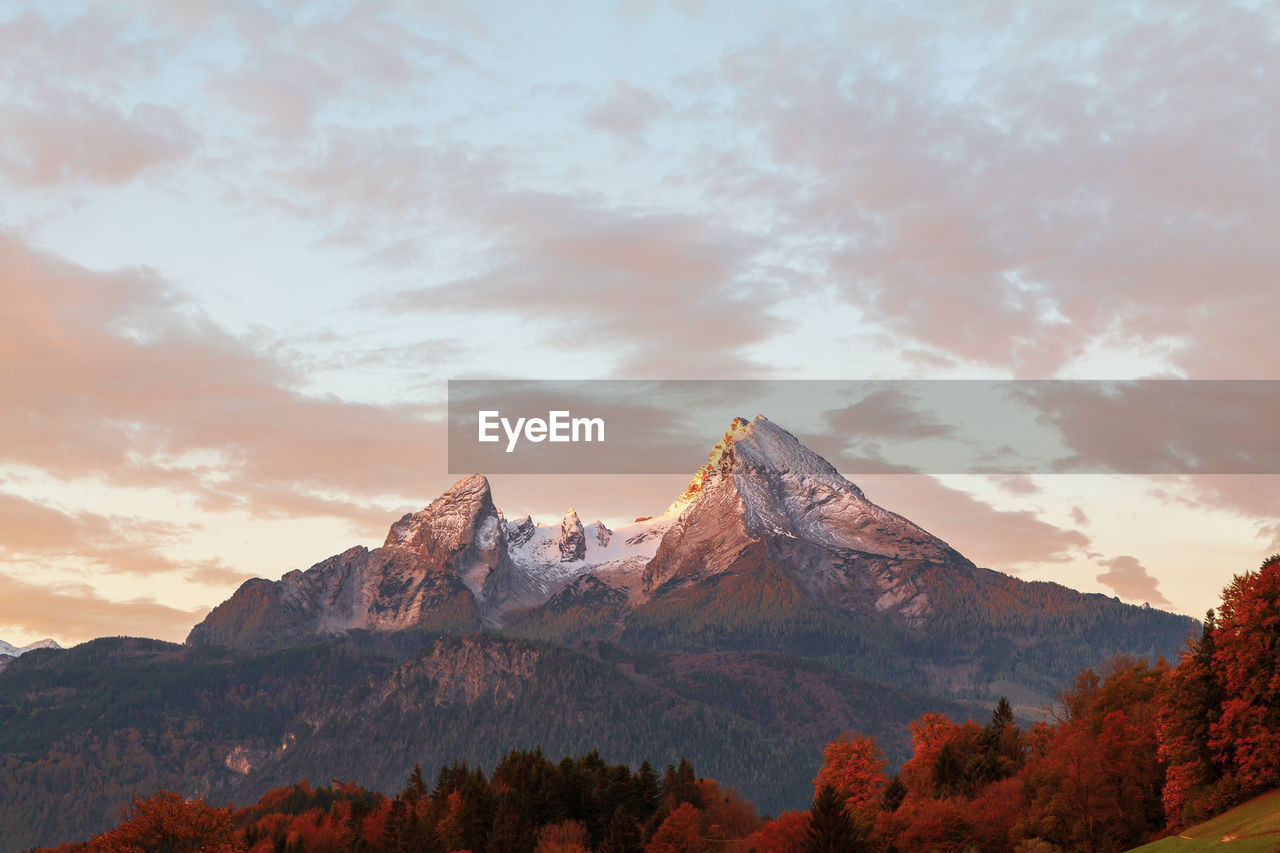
[1129,789,1280,852]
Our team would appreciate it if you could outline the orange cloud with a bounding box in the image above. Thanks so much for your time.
[0,235,456,525]
[0,493,191,576]
[1095,555,1171,606]
[0,572,205,645]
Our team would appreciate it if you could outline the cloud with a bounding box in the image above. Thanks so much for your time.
[0,492,193,576]
[584,81,667,142]
[1017,381,1280,475]
[0,234,454,524]
[701,2,1280,377]
[0,98,196,187]
[387,192,781,376]
[1095,555,1170,606]
[991,475,1040,496]
[1154,475,1280,553]
[184,559,256,588]
[824,388,955,440]
[0,571,205,645]
[853,473,1091,569]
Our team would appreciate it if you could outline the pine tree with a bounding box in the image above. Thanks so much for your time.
[408,764,429,801]
[672,758,701,808]
[488,794,534,853]
[383,797,408,853]
[599,804,643,853]
[992,696,1015,731]
[636,761,661,817]
[803,785,862,853]
[881,774,906,812]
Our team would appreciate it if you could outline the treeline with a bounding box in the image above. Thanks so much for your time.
[43,751,762,853]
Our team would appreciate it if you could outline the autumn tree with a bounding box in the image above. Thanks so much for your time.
[86,791,244,853]
[1157,610,1223,827]
[1208,554,1280,796]
[646,802,703,853]
[811,733,887,813]
[748,811,809,853]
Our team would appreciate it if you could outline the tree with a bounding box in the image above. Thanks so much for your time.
[1209,555,1280,795]
[811,733,887,812]
[536,819,591,853]
[749,811,809,853]
[86,791,243,853]
[803,785,863,853]
[600,805,642,853]
[1158,610,1223,826]
[646,802,703,853]
[881,775,906,813]
[669,759,702,808]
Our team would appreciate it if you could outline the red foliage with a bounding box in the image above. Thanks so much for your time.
[86,791,244,853]
[747,810,809,853]
[646,802,704,853]
[1209,556,1280,792]
[811,733,887,812]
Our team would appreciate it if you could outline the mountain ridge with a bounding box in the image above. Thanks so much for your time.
[188,415,995,648]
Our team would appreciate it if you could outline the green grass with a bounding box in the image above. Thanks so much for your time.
[1128,789,1280,852]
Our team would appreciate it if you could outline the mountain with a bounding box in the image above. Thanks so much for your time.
[0,416,1197,851]
[0,638,60,674]
[189,415,1189,693]
[188,416,975,650]
[0,638,60,657]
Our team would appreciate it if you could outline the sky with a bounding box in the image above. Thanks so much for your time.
[2,0,1278,646]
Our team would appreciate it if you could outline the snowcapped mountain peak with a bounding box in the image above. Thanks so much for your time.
[665,415,860,517]
[0,638,61,658]
[653,414,957,572]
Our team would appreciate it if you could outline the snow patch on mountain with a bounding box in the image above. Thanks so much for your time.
[504,514,671,596]
[0,638,62,659]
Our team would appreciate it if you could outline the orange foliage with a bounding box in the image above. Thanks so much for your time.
[86,791,243,853]
[646,802,703,853]
[747,810,809,853]
[811,733,887,812]
[1209,556,1280,792]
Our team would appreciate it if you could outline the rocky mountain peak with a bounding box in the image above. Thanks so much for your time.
[384,474,501,556]
[666,415,862,517]
[559,509,586,561]
[506,514,536,546]
[643,414,965,595]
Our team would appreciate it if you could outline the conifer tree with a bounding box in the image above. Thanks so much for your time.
[803,785,862,853]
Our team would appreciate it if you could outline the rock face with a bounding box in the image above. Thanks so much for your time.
[640,416,960,623]
[558,509,586,561]
[188,476,500,647]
